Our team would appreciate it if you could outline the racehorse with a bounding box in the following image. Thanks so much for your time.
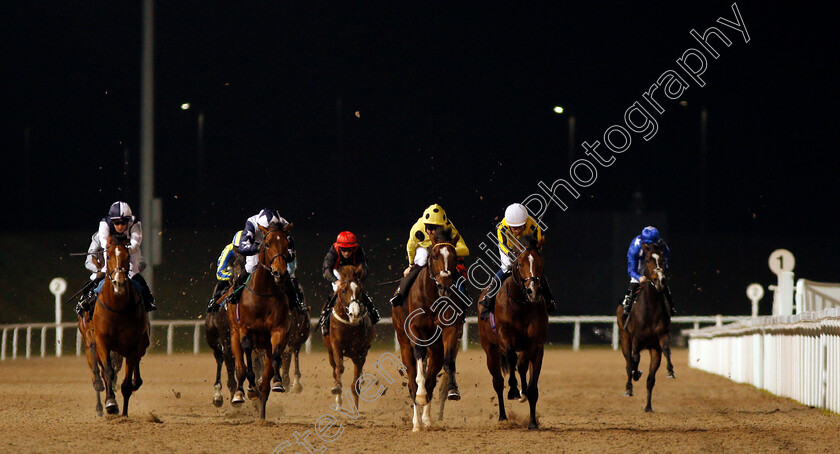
[92,237,151,416]
[205,253,245,407]
[227,222,293,419]
[617,240,675,412]
[477,236,548,430]
[280,285,310,394]
[392,227,466,432]
[323,265,374,408]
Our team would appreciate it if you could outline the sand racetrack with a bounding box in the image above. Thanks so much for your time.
[1,347,837,453]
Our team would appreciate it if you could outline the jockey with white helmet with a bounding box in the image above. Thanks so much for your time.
[92,201,156,312]
[229,208,305,311]
[478,203,556,320]
[621,226,674,316]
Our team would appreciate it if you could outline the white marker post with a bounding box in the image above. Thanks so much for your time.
[49,278,67,357]
[746,283,764,318]
[768,249,795,316]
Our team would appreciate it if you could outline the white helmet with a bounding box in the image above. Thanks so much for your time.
[504,203,529,227]
[108,201,133,221]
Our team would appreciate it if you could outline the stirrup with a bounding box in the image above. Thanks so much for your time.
[389,293,404,307]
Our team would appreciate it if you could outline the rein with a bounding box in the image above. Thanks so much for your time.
[332,282,367,326]
[247,232,288,298]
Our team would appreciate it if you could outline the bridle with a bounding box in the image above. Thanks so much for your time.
[509,249,543,304]
[333,279,367,325]
[427,242,456,294]
[646,250,666,292]
[257,231,292,280]
[106,243,130,289]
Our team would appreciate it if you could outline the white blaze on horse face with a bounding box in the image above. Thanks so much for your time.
[528,254,534,277]
[348,282,361,322]
[439,247,451,277]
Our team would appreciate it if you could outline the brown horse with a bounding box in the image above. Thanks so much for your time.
[281,288,310,394]
[392,228,466,432]
[324,265,374,408]
[477,237,548,430]
[617,241,675,412]
[92,237,151,416]
[227,222,293,419]
[205,253,245,407]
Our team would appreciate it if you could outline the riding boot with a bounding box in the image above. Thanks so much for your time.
[207,281,229,313]
[361,291,381,324]
[663,283,676,316]
[389,265,422,307]
[132,273,157,312]
[621,282,641,317]
[228,272,249,305]
[319,293,337,336]
[286,277,305,312]
[542,278,556,314]
[480,270,510,320]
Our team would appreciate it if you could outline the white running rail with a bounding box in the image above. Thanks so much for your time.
[686,307,840,414]
[1,315,747,361]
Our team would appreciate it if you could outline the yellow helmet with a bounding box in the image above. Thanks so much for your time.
[422,204,448,226]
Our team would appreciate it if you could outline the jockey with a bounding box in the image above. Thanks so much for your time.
[74,231,106,316]
[230,208,305,311]
[317,231,381,336]
[479,203,556,320]
[94,201,156,312]
[389,204,469,307]
[621,226,675,317]
[205,230,244,313]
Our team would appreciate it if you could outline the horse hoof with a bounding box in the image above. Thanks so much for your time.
[528,422,539,430]
[412,427,421,433]
[518,394,528,403]
[447,389,461,401]
[105,399,119,415]
[330,386,341,395]
[632,371,642,381]
[231,392,245,405]
[271,382,286,393]
[213,396,224,407]
[293,384,303,394]
[507,389,520,400]
[645,407,654,413]
[93,378,104,392]
[624,390,633,397]
[667,371,676,379]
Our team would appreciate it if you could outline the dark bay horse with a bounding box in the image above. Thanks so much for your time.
[281,286,310,394]
[227,222,293,419]
[617,241,675,412]
[324,265,374,408]
[477,237,548,430]
[205,253,245,407]
[392,228,466,432]
[92,237,150,416]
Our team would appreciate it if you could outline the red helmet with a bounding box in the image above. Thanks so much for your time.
[336,231,358,249]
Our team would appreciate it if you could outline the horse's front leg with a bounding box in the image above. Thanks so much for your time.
[420,342,444,430]
[211,341,224,407]
[350,356,366,410]
[526,346,544,430]
[270,328,287,394]
[120,356,138,417]
[661,335,676,378]
[517,351,529,402]
[292,350,303,393]
[281,349,292,389]
[441,325,462,401]
[229,325,247,404]
[95,339,119,415]
[646,348,662,412]
[483,341,507,421]
[504,347,521,400]
[242,334,259,399]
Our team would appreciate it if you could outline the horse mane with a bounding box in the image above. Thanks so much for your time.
[432,226,454,244]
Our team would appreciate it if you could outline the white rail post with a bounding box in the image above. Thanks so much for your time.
[573,321,580,351]
[716,315,722,327]
[193,323,201,354]
[76,328,82,357]
[50,278,67,358]
[11,328,18,359]
[40,326,46,357]
[612,321,619,350]
[167,323,175,355]
[1,327,6,360]
[26,327,32,359]
[461,321,469,352]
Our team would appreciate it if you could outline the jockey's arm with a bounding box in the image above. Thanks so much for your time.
[238,221,260,256]
[216,244,234,281]
[128,221,142,255]
[85,233,102,274]
[450,223,469,257]
[322,247,339,282]
[406,221,423,266]
[627,239,643,281]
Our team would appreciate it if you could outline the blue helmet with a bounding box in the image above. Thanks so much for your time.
[641,226,660,244]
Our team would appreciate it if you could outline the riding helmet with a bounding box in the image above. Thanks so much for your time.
[108,201,132,221]
[641,226,660,244]
[422,204,448,226]
[504,203,529,227]
[336,231,358,249]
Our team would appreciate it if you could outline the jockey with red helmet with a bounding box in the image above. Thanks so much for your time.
[317,231,380,336]
[621,226,675,317]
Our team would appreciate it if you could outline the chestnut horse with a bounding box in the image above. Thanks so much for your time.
[324,265,374,408]
[477,237,548,430]
[617,241,675,412]
[205,253,245,407]
[92,237,151,416]
[227,222,293,419]
[392,228,466,432]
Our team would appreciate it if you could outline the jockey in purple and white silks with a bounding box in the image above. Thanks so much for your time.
[621,226,674,316]
[92,201,156,312]
[229,208,305,311]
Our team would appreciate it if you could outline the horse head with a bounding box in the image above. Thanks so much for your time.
[514,236,545,303]
[336,265,366,324]
[258,222,293,286]
[642,242,666,292]
[106,237,130,296]
[429,227,460,298]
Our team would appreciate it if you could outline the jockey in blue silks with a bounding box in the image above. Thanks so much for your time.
[621,226,675,317]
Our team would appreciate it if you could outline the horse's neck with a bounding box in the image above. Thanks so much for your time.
[249,263,279,294]
[638,284,664,314]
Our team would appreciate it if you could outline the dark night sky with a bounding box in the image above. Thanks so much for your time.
[1,2,837,264]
